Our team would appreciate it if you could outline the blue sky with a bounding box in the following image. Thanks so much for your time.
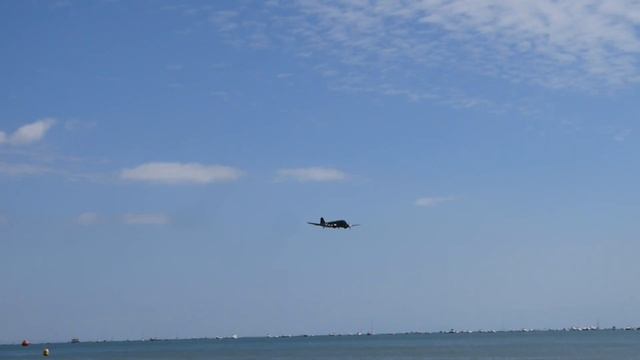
[2,0,640,343]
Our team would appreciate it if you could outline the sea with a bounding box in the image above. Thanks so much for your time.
[2,330,640,359]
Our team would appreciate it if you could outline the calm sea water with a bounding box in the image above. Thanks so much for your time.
[2,331,640,359]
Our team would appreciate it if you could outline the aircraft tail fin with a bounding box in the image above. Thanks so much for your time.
[320,217,325,225]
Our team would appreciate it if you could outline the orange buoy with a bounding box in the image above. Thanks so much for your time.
[21,340,30,347]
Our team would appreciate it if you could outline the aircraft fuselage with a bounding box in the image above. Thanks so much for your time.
[307,217,355,229]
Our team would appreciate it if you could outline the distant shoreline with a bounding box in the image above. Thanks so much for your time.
[4,326,640,346]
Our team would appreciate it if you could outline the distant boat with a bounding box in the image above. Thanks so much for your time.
[21,340,30,347]
[71,338,80,344]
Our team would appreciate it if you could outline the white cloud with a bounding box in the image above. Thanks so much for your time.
[120,162,242,184]
[415,196,456,207]
[0,118,56,146]
[276,167,347,182]
[123,213,170,225]
[75,212,100,225]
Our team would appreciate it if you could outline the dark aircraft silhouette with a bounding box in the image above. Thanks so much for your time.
[307,217,360,229]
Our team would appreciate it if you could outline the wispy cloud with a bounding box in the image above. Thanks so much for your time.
[276,167,347,182]
[75,212,100,225]
[0,119,110,182]
[0,118,55,146]
[120,162,243,184]
[613,128,632,142]
[123,213,170,225]
[211,91,230,102]
[0,160,109,182]
[291,1,640,89]
[415,196,456,207]
[0,162,50,176]
[209,10,239,32]
[64,119,97,131]
[168,83,184,89]
[165,64,183,71]
[51,0,72,9]
[201,0,640,113]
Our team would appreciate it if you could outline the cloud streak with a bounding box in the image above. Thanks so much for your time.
[0,162,50,176]
[123,213,170,225]
[276,167,347,182]
[120,162,242,184]
[415,196,456,207]
[75,212,100,225]
[0,118,56,146]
